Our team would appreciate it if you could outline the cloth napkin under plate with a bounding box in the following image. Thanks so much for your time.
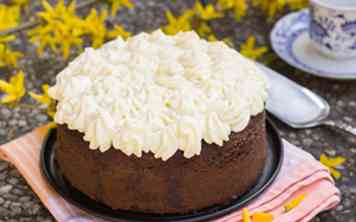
[0,125,340,222]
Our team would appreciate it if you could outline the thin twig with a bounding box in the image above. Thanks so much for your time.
[0,0,98,36]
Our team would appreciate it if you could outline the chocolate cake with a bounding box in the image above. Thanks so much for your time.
[49,30,269,214]
[56,113,267,214]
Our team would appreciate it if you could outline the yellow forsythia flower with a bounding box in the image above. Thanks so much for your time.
[252,212,274,222]
[0,4,21,43]
[29,84,55,117]
[11,0,30,7]
[252,0,308,20]
[56,23,84,59]
[163,10,194,35]
[284,194,306,212]
[0,5,20,31]
[29,0,85,59]
[107,25,131,40]
[218,0,236,9]
[240,36,268,60]
[37,0,77,25]
[0,71,26,104]
[232,0,247,21]
[30,85,51,106]
[0,44,23,68]
[108,0,135,15]
[320,154,346,179]
[217,0,247,21]
[84,9,109,48]
[252,0,284,19]
[194,2,223,20]
[196,22,212,37]
[207,34,218,42]
[0,35,16,43]
[242,208,251,222]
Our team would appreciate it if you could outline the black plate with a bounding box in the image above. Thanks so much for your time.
[41,119,284,222]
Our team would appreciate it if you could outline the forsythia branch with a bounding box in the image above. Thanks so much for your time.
[0,0,98,37]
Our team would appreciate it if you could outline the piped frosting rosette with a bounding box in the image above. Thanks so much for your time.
[49,30,268,161]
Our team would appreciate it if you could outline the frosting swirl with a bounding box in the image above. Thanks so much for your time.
[49,30,268,161]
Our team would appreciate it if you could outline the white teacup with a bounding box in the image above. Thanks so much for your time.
[309,0,356,59]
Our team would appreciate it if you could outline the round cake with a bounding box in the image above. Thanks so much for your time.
[49,30,269,214]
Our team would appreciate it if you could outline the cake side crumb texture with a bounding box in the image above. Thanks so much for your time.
[56,113,267,214]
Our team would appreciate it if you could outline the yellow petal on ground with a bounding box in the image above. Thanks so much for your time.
[120,0,135,9]
[163,10,192,35]
[0,4,20,31]
[165,10,175,24]
[284,194,306,212]
[217,0,235,10]
[42,84,49,93]
[0,43,23,68]
[0,80,13,94]
[0,35,16,43]
[62,42,70,59]
[67,0,76,13]
[233,0,248,21]
[242,208,251,222]
[11,0,30,7]
[30,84,56,118]
[107,25,131,40]
[0,71,26,104]
[111,0,120,15]
[41,0,54,15]
[320,154,346,167]
[29,92,50,105]
[0,94,17,104]
[29,84,51,105]
[194,2,223,20]
[30,0,86,59]
[251,212,273,222]
[207,34,218,42]
[329,167,342,180]
[107,0,135,14]
[11,71,24,89]
[320,154,346,179]
[84,8,109,48]
[240,36,268,60]
[252,0,307,20]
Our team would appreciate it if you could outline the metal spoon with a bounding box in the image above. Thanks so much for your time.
[258,63,356,136]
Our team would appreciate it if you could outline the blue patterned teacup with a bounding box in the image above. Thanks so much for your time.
[309,0,356,59]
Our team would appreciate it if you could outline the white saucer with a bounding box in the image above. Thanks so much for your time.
[270,9,356,80]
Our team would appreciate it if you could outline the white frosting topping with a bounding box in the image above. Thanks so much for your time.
[49,30,268,161]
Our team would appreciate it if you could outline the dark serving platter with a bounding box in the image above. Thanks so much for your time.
[40,119,284,222]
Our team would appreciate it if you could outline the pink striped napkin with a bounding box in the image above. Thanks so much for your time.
[0,125,340,222]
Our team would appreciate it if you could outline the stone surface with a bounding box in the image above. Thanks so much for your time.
[0,0,355,221]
